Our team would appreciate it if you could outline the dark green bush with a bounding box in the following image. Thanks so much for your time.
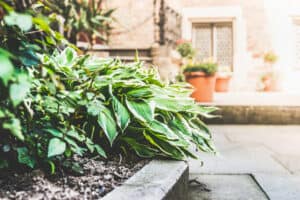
[176,41,196,59]
[183,62,218,76]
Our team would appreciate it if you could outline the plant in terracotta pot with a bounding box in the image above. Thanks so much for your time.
[259,71,280,92]
[258,51,280,92]
[215,66,232,92]
[184,60,218,102]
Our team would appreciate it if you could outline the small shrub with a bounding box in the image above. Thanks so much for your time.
[264,51,278,64]
[176,39,196,59]
[183,61,218,76]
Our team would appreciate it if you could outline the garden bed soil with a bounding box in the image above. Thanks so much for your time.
[0,155,148,200]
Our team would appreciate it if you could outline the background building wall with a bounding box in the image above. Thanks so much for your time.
[106,0,300,91]
[106,0,155,48]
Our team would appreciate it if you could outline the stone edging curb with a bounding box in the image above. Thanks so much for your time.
[102,160,189,200]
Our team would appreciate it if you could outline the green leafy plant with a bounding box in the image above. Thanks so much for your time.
[176,39,196,59]
[0,1,216,172]
[1,47,216,170]
[184,61,218,76]
[264,51,278,64]
[0,0,70,170]
[40,0,114,46]
[32,48,216,161]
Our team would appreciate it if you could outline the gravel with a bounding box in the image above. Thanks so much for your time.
[0,156,148,200]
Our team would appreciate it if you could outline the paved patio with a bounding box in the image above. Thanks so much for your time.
[188,125,300,200]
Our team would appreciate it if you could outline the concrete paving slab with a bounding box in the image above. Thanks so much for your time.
[189,144,288,174]
[212,125,300,156]
[189,174,268,200]
[273,155,300,174]
[189,125,300,200]
[253,173,300,200]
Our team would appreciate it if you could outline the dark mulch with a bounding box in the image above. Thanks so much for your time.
[0,155,149,200]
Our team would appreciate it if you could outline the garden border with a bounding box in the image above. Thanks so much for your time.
[102,160,189,200]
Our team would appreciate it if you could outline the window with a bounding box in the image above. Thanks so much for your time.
[192,22,233,69]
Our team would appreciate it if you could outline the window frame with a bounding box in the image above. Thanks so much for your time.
[192,21,234,70]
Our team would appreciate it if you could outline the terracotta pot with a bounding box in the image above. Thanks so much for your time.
[262,75,277,92]
[185,71,216,102]
[215,75,231,92]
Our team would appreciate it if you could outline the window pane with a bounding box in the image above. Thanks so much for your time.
[192,24,212,60]
[215,23,233,68]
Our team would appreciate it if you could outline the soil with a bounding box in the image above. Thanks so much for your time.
[0,155,149,200]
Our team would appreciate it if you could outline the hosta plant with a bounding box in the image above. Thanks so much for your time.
[1,47,216,171]
[37,48,215,160]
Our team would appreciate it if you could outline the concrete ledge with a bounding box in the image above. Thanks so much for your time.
[103,160,189,200]
[205,105,300,124]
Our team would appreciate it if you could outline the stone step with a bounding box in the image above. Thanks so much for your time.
[204,105,300,124]
[189,174,268,200]
[200,93,300,124]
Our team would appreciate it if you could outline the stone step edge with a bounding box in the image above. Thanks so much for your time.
[204,105,300,124]
[102,160,189,200]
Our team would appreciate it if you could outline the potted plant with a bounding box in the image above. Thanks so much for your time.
[176,39,196,65]
[215,66,232,92]
[264,51,278,64]
[184,60,218,102]
[258,51,279,92]
[259,71,280,92]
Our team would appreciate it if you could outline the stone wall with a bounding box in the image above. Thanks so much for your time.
[106,0,155,48]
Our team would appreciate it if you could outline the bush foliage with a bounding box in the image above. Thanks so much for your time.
[184,61,218,76]
[0,1,216,172]
[1,48,216,170]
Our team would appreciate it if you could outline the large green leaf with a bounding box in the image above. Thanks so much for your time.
[126,99,154,122]
[4,12,33,31]
[85,138,107,158]
[94,144,107,158]
[44,128,63,138]
[17,147,36,168]
[48,138,66,157]
[143,132,184,160]
[127,87,153,98]
[3,118,24,141]
[186,106,219,118]
[87,100,104,116]
[153,97,193,112]
[112,96,130,132]
[9,81,31,107]
[97,107,118,145]
[146,120,179,141]
[169,113,192,137]
[0,54,14,86]
[122,137,158,158]
[67,129,86,142]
